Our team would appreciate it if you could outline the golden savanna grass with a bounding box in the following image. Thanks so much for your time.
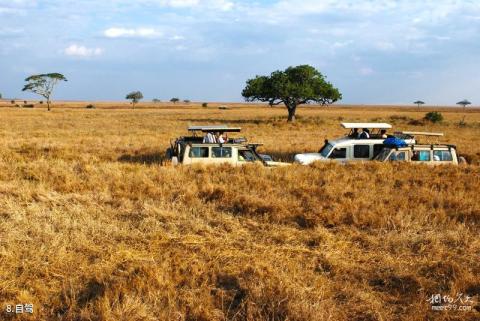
[0,102,479,320]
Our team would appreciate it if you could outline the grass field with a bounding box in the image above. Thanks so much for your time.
[0,102,479,320]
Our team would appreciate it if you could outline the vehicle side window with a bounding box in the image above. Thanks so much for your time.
[354,145,370,158]
[329,148,346,159]
[189,146,209,158]
[412,150,430,161]
[212,147,232,158]
[238,150,256,162]
[433,150,453,161]
[389,151,406,161]
[373,144,384,157]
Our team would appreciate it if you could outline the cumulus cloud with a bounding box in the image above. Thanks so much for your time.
[64,44,103,57]
[104,27,162,38]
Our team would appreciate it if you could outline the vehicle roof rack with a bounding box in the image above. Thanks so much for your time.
[341,122,392,129]
[394,131,444,137]
[188,125,242,133]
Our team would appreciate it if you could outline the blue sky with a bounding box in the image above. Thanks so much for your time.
[1,0,479,105]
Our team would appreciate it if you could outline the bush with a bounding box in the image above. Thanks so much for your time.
[22,104,34,108]
[11,100,15,104]
[86,104,96,109]
[183,99,191,104]
[202,102,208,108]
[424,111,443,123]
[39,101,44,104]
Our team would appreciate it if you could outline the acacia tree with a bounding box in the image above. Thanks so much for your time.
[457,99,471,110]
[242,65,341,122]
[170,97,180,104]
[126,91,143,109]
[414,100,425,108]
[22,73,67,111]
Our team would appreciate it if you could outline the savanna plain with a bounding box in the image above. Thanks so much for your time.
[0,101,479,321]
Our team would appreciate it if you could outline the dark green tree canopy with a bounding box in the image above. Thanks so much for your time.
[457,99,471,107]
[170,97,180,104]
[242,65,341,121]
[22,73,67,111]
[126,91,143,108]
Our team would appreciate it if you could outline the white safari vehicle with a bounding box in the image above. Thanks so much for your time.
[374,131,464,165]
[166,125,289,167]
[294,123,416,165]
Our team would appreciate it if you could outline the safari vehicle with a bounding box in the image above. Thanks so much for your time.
[374,131,465,165]
[166,125,289,167]
[294,123,416,165]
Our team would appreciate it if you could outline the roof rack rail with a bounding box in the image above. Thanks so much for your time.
[341,122,392,129]
[394,131,444,137]
[188,125,242,133]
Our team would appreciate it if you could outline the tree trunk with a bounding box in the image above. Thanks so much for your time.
[287,105,296,122]
[47,99,51,111]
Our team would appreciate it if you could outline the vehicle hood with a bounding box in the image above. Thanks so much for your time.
[294,153,326,165]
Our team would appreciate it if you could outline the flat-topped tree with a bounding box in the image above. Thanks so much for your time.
[457,99,471,110]
[414,100,425,108]
[170,97,179,104]
[22,73,67,111]
[126,91,143,109]
[242,65,341,122]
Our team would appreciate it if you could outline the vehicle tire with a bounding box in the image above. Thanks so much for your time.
[165,147,173,159]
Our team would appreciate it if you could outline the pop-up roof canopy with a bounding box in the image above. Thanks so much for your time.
[394,131,444,137]
[188,125,242,133]
[341,122,392,129]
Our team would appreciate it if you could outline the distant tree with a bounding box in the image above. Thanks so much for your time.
[24,100,27,104]
[457,99,471,110]
[414,100,425,108]
[202,102,208,108]
[0,93,2,99]
[242,65,342,122]
[170,97,180,104]
[152,98,161,103]
[183,99,191,104]
[22,73,67,111]
[126,91,143,109]
[11,100,15,104]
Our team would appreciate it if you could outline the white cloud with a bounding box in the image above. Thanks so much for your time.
[104,27,162,38]
[64,44,103,57]
[359,67,374,76]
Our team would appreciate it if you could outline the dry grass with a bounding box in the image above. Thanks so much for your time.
[0,102,479,320]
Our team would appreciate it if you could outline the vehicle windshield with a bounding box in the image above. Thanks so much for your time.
[374,148,392,161]
[238,149,258,162]
[319,143,333,158]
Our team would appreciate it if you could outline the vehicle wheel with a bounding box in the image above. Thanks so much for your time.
[166,148,173,159]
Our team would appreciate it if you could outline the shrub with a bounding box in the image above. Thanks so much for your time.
[39,101,44,104]
[424,111,443,123]
[11,100,15,104]
[183,99,191,104]
[22,104,34,108]
[202,102,208,108]
[86,104,96,109]
[24,100,28,104]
